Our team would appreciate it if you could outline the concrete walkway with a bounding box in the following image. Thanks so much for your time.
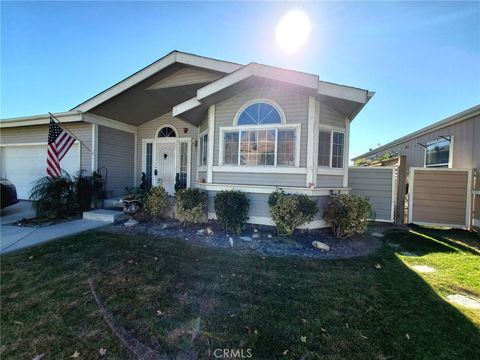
[0,201,36,225]
[0,219,107,255]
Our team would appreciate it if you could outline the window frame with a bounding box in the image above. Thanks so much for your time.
[218,123,301,168]
[198,130,209,169]
[233,99,286,126]
[424,136,453,168]
[317,126,346,169]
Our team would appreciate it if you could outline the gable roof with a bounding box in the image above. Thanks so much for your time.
[71,51,243,112]
[351,103,480,161]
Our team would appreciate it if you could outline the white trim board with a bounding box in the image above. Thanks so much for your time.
[1,111,83,128]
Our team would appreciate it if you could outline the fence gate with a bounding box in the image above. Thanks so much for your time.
[348,167,397,222]
[408,168,472,228]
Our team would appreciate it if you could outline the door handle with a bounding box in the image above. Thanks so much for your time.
[154,169,158,176]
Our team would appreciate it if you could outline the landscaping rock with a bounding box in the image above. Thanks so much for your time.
[124,219,139,228]
[252,233,260,240]
[447,294,480,309]
[205,227,214,236]
[312,241,330,251]
[411,265,436,273]
[267,234,273,239]
[160,223,168,230]
[240,236,253,242]
[196,229,205,236]
[229,237,234,247]
[371,232,384,238]
[253,228,258,233]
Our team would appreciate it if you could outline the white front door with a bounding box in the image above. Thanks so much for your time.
[155,142,176,195]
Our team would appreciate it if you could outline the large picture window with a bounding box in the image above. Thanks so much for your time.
[425,136,451,167]
[199,132,208,167]
[318,129,345,168]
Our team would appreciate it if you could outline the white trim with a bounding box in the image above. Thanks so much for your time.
[220,123,301,132]
[318,126,346,170]
[233,98,286,125]
[466,168,473,229]
[317,81,368,104]
[72,51,242,112]
[156,124,179,138]
[0,142,48,147]
[423,135,453,168]
[306,96,316,186]
[195,181,349,196]
[343,118,350,187]
[472,190,480,195]
[83,113,137,134]
[206,212,329,229]
[317,168,345,176]
[91,123,98,173]
[390,167,397,223]
[207,105,215,183]
[198,129,209,168]
[0,111,82,127]
[172,97,202,117]
[133,132,138,186]
[213,166,307,174]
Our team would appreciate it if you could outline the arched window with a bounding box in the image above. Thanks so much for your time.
[157,126,177,138]
[236,102,283,125]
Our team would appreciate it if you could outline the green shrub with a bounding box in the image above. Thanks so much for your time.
[268,189,318,236]
[142,186,169,218]
[29,172,76,219]
[75,171,94,211]
[324,194,372,238]
[214,190,249,233]
[175,188,207,224]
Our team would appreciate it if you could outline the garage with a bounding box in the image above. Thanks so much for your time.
[0,143,80,199]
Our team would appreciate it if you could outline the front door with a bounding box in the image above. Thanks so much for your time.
[155,141,176,195]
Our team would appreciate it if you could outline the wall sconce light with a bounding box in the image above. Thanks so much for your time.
[183,128,188,134]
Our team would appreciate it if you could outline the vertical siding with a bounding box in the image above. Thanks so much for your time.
[0,122,93,173]
[214,85,309,167]
[348,168,394,221]
[137,112,198,186]
[367,115,479,170]
[411,169,468,226]
[97,126,135,197]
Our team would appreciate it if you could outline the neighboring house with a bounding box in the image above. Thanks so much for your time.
[352,104,480,170]
[0,51,373,228]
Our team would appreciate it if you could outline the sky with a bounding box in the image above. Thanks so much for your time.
[1,1,479,158]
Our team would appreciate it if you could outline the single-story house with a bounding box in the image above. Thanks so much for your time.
[1,51,373,228]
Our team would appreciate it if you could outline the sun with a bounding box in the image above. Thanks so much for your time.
[276,10,311,54]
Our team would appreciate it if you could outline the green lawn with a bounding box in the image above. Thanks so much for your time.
[1,226,479,359]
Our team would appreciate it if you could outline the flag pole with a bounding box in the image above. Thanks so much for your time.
[48,112,92,153]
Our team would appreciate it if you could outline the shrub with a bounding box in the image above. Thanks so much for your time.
[142,186,169,218]
[324,194,372,238]
[75,171,94,211]
[175,188,207,224]
[268,189,318,236]
[29,172,76,219]
[214,190,249,234]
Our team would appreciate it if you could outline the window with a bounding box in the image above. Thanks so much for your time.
[179,142,188,188]
[318,129,345,168]
[145,143,153,187]
[237,102,282,125]
[425,136,451,167]
[158,126,176,137]
[223,131,239,165]
[199,132,208,167]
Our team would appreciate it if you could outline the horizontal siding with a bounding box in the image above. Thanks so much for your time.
[137,112,198,186]
[150,67,220,89]
[0,122,93,173]
[349,167,394,221]
[197,171,207,182]
[316,175,343,187]
[214,84,309,169]
[412,169,468,225]
[213,172,305,187]
[97,126,135,197]
[320,103,345,128]
[365,114,480,170]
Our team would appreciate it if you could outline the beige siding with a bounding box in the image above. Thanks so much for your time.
[0,122,93,172]
[368,115,480,170]
[213,173,305,187]
[137,112,198,185]
[97,126,135,197]
[411,170,468,226]
[214,85,309,168]
[148,67,221,89]
[320,103,345,128]
[317,175,343,187]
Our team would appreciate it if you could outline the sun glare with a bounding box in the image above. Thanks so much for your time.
[276,10,311,54]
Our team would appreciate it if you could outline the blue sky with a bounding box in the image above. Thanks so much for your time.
[1,1,479,157]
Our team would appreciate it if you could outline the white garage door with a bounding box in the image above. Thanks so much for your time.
[1,144,80,199]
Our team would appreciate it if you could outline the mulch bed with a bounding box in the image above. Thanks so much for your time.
[107,219,381,259]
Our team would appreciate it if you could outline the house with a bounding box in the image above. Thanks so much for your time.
[0,51,373,228]
[351,105,480,229]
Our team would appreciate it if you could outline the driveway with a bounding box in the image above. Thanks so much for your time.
[0,202,107,254]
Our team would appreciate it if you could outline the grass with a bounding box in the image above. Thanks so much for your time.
[1,226,479,359]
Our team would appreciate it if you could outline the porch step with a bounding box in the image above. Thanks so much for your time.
[83,209,129,223]
[103,197,124,209]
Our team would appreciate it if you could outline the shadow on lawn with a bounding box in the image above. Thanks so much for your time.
[1,229,480,359]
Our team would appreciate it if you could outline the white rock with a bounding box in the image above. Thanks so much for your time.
[267,234,273,239]
[160,223,168,230]
[124,219,139,227]
[412,265,436,273]
[205,227,214,236]
[229,237,234,247]
[252,233,260,239]
[371,232,384,238]
[447,294,480,309]
[240,236,253,242]
[312,241,330,251]
[196,229,205,236]
[253,229,258,233]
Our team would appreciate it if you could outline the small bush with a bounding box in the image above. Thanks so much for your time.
[324,194,372,238]
[142,186,169,218]
[268,189,318,236]
[214,190,249,234]
[176,188,207,224]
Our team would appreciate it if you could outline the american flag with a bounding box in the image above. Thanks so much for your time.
[47,117,75,177]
